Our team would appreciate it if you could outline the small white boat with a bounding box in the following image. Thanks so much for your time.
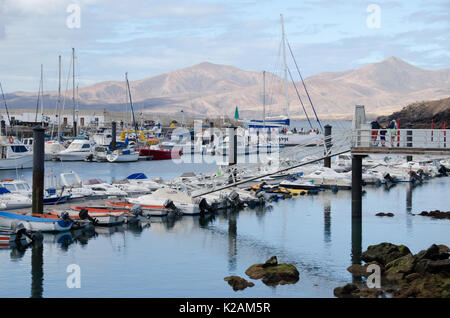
[106,148,140,162]
[129,188,208,215]
[0,136,33,170]
[303,168,352,189]
[45,140,66,161]
[83,178,128,198]
[0,211,72,232]
[56,137,94,161]
[0,187,32,209]
[49,209,125,226]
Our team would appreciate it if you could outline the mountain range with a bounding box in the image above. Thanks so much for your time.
[3,56,450,119]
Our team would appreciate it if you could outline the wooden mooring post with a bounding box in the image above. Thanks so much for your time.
[32,126,45,214]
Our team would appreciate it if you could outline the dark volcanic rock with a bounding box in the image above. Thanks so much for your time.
[362,242,411,266]
[336,242,450,298]
[334,283,384,298]
[263,256,278,268]
[417,210,450,219]
[376,212,395,217]
[224,276,254,291]
[245,257,299,286]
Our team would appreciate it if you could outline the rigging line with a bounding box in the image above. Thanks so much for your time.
[286,39,323,132]
[0,81,14,136]
[287,66,313,130]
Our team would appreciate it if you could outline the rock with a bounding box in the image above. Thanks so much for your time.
[347,262,383,277]
[376,212,394,217]
[414,259,432,273]
[245,264,266,280]
[385,254,417,281]
[362,242,411,266]
[245,261,300,286]
[404,272,422,283]
[418,210,450,219]
[417,244,450,261]
[393,273,450,298]
[334,283,360,298]
[347,264,368,276]
[224,276,254,291]
[261,264,299,286]
[427,259,450,274]
[262,256,278,268]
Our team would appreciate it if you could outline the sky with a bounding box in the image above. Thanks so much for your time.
[0,0,449,93]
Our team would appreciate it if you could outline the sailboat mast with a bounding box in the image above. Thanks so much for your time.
[125,73,138,136]
[263,70,266,130]
[281,14,290,122]
[72,48,77,136]
[57,55,61,140]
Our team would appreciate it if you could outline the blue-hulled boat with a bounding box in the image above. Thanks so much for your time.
[0,211,72,232]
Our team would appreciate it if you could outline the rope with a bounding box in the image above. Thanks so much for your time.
[287,66,313,130]
[286,40,323,132]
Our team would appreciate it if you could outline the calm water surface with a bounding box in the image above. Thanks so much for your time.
[0,157,449,298]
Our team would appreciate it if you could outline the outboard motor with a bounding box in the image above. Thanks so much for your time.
[254,190,266,206]
[198,198,213,214]
[228,190,244,209]
[164,199,180,214]
[13,223,43,242]
[409,171,423,185]
[130,204,143,217]
[79,208,98,225]
[438,165,448,177]
[383,173,396,184]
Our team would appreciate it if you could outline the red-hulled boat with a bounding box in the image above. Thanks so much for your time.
[138,147,182,160]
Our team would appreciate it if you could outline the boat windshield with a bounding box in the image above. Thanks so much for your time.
[2,184,17,192]
[10,145,28,153]
[67,142,90,151]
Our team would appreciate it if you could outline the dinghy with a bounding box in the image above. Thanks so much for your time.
[49,209,125,226]
[129,188,211,215]
[0,211,72,232]
[105,201,170,216]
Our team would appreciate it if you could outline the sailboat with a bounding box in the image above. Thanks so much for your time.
[46,55,66,160]
[244,14,324,147]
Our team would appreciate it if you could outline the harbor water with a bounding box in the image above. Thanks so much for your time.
[0,157,449,298]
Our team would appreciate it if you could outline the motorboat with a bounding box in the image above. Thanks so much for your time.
[56,136,94,161]
[49,209,124,226]
[0,187,32,209]
[82,178,128,198]
[0,136,33,170]
[105,201,170,217]
[59,171,96,200]
[0,211,72,232]
[128,188,211,215]
[302,167,352,189]
[44,140,66,161]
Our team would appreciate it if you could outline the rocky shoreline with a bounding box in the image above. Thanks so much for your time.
[335,242,450,298]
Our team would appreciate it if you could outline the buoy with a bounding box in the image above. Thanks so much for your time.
[8,136,14,143]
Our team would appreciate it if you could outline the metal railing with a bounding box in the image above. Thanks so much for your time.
[352,129,450,149]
